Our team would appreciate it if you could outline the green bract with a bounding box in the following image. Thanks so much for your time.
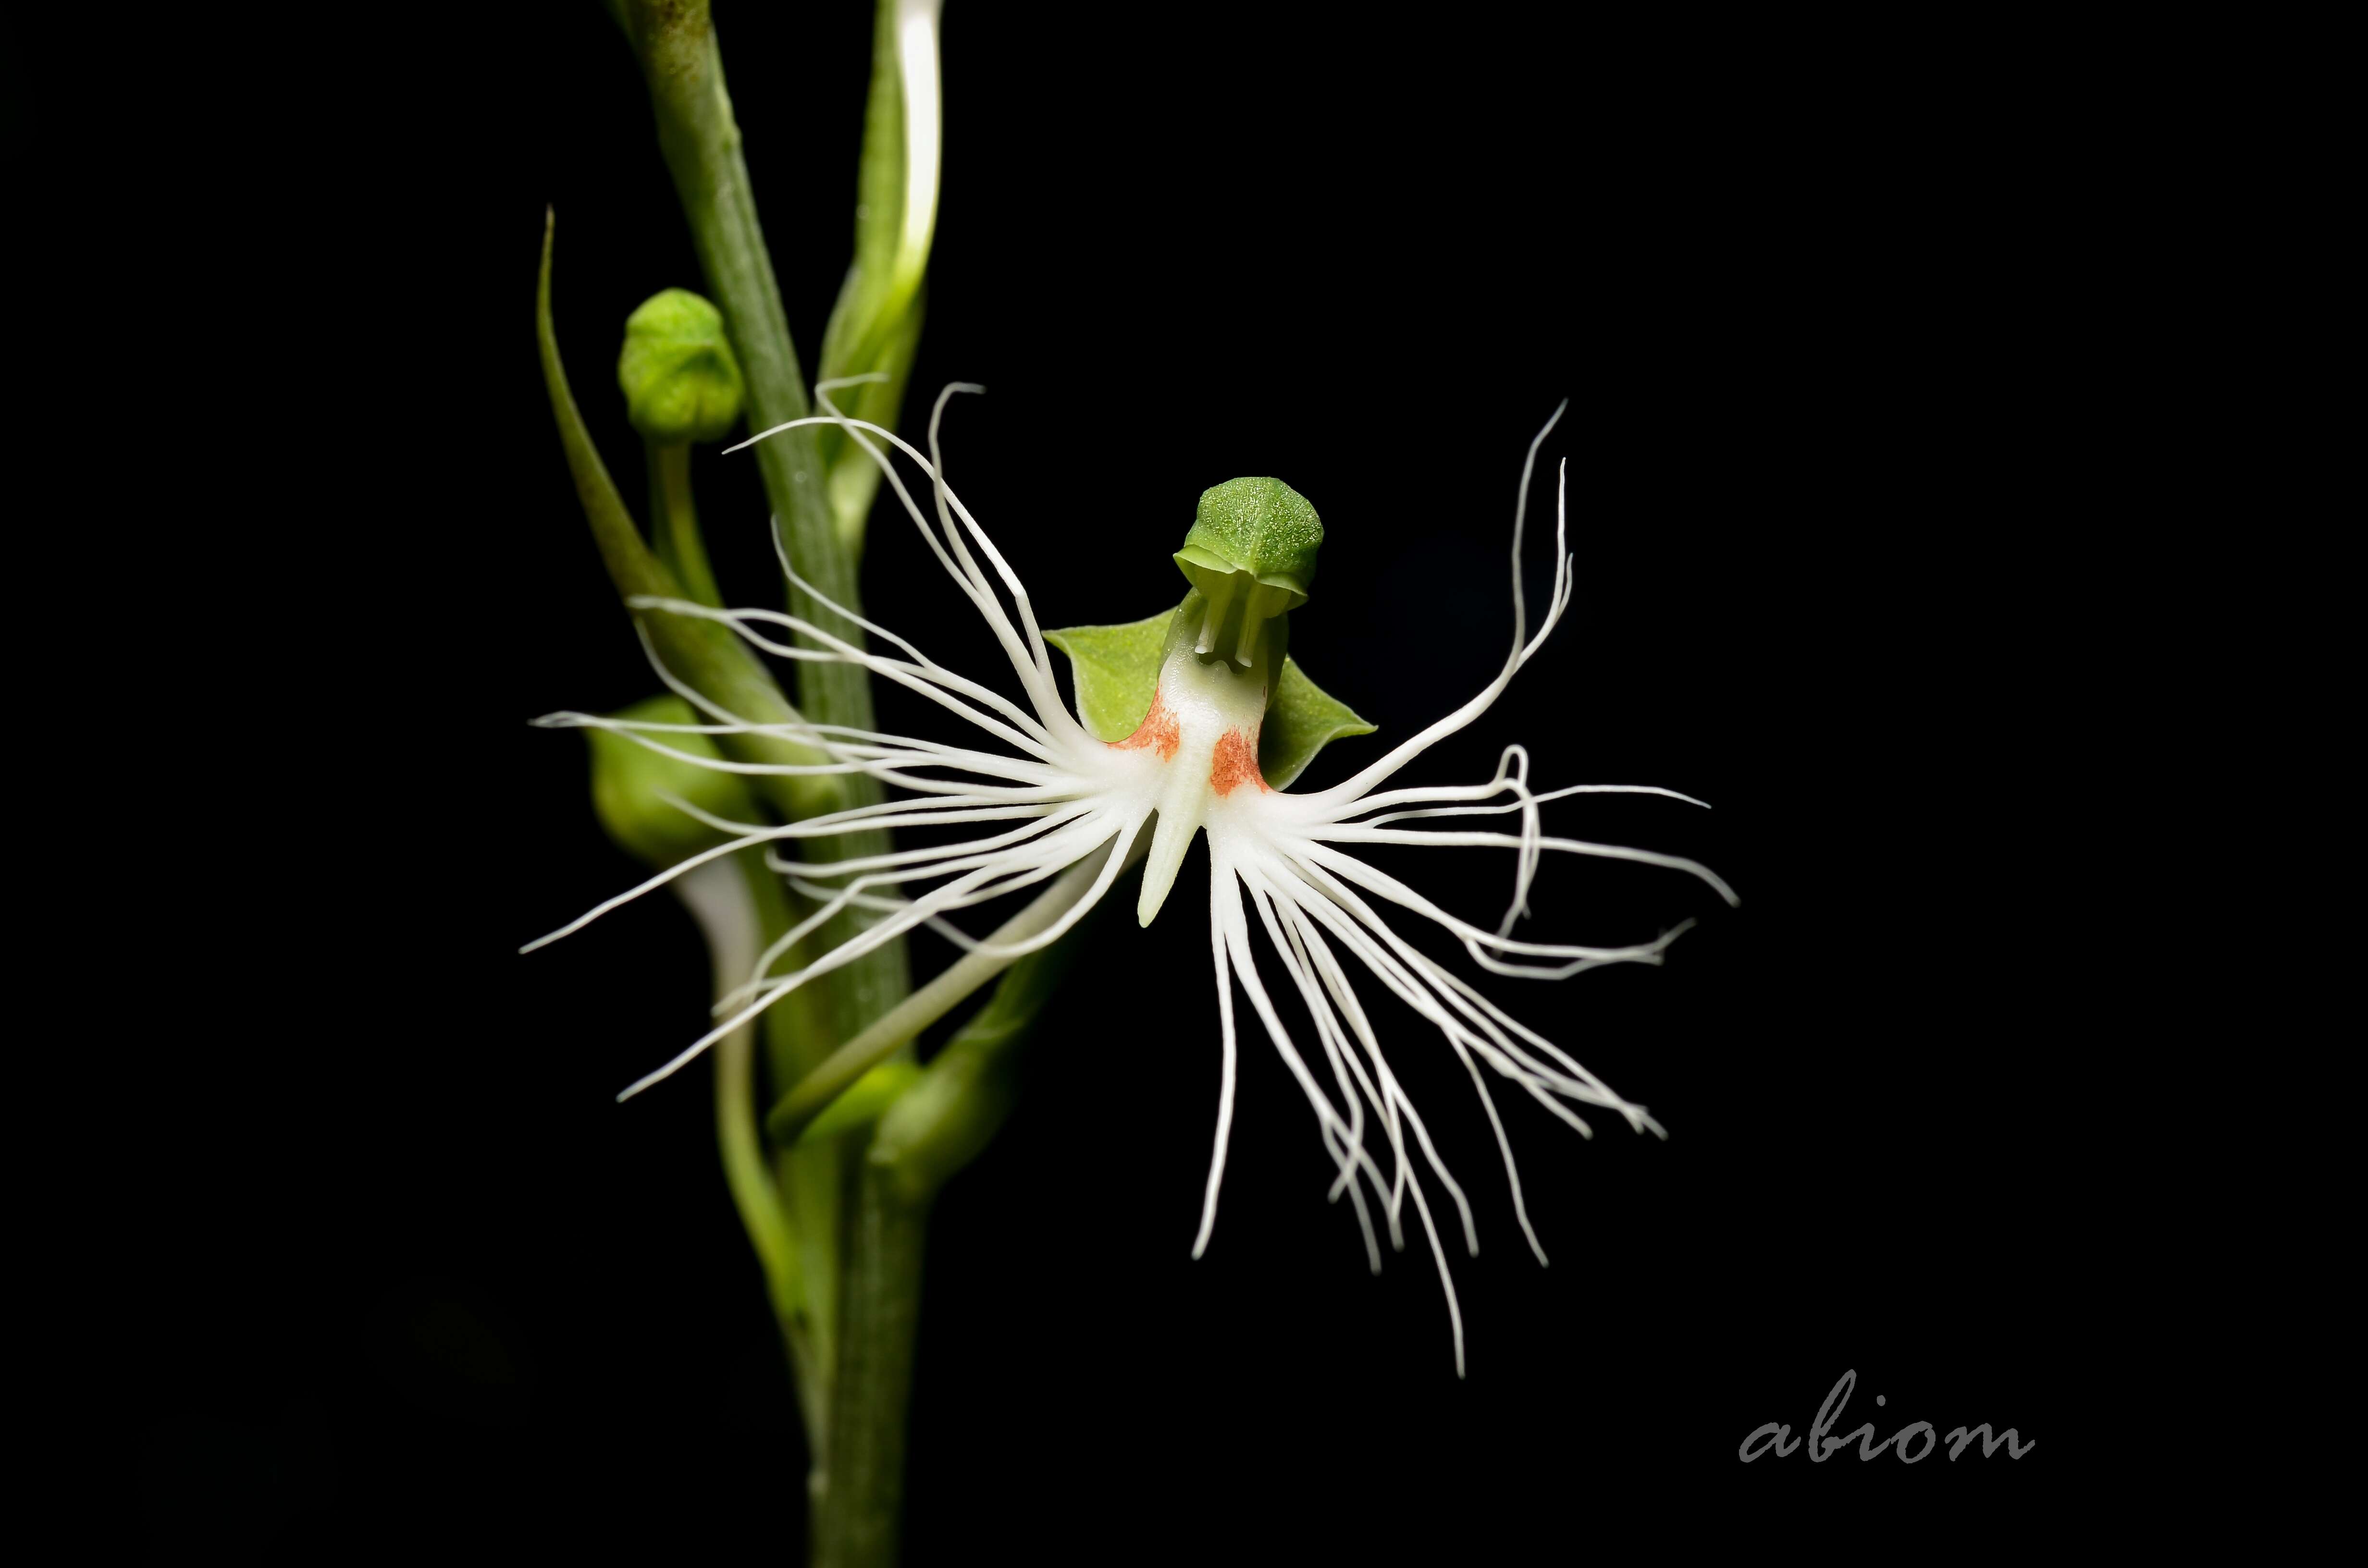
[617,288,746,443]
[588,695,762,868]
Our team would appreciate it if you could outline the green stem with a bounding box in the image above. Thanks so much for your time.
[820,1167,926,1568]
[820,902,1102,1566]
[641,415,849,1486]
[741,862,846,1400]
[678,861,809,1313]
[672,856,839,1482]
[733,858,840,1458]
[618,0,908,1059]
[648,440,724,608]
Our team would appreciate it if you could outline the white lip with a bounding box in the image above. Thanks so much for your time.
[1131,641,1273,928]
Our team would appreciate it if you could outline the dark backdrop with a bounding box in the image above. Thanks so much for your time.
[141,3,2109,1557]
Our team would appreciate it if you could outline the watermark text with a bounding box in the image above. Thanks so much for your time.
[1739,1370,2034,1464]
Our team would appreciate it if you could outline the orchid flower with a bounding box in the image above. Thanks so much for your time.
[529,388,1736,1373]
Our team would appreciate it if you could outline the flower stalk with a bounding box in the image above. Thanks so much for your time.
[612,0,911,1046]
[649,441,723,607]
[674,856,823,1424]
[824,913,1096,1568]
[593,10,965,1563]
[579,698,839,1461]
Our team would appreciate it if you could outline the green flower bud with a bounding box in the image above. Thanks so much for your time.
[617,289,745,444]
[1172,477,1324,667]
[588,696,763,869]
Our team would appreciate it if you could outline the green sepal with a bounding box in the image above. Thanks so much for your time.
[1042,612,1170,742]
[796,1058,926,1144]
[1260,656,1376,789]
[1044,606,1375,788]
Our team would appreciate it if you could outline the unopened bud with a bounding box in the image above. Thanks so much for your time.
[617,289,745,443]
[588,696,762,869]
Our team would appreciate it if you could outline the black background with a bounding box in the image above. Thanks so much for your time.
[128,2,2130,1558]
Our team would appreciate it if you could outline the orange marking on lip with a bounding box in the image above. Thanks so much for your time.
[1112,686,1181,761]
[1209,727,1269,796]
